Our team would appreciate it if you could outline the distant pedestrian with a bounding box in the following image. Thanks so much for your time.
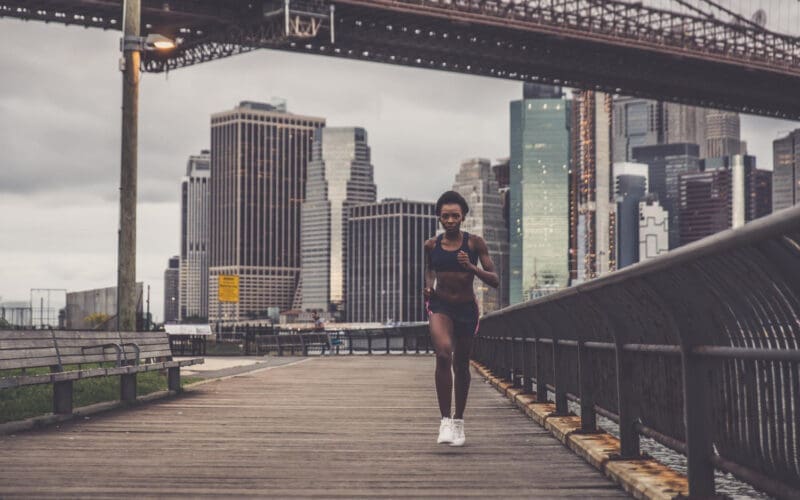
[424,190,499,446]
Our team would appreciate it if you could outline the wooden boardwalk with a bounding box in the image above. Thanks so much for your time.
[0,356,628,498]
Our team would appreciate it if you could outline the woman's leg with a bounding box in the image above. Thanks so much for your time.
[429,313,454,418]
[452,333,474,420]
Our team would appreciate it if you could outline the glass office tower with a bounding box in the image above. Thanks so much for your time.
[509,84,571,304]
[301,127,376,318]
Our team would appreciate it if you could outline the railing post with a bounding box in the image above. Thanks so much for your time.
[385,330,391,355]
[507,338,515,383]
[367,331,373,354]
[535,338,547,402]
[615,343,640,458]
[577,340,596,432]
[552,339,568,415]
[402,330,408,354]
[277,336,284,356]
[348,331,354,355]
[682,347,716,497]
[301,334,308,356]
[522,339,533,393]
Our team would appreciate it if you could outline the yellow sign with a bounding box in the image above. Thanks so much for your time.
[218,275,239,303]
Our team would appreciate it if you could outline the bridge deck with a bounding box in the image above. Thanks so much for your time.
[0,356,628,498]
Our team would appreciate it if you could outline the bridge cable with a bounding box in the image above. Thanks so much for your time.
[669,0,716,20]
[698,0,776,33]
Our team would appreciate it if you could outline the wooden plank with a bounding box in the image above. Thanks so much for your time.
[52,332,122,341]
[0,331,55,341]
[0,356,62,371]
[0,348,59,361]
[0,339,56,350]
[0,357,628,498]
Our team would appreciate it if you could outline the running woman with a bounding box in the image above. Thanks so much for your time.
[424,190,499,446]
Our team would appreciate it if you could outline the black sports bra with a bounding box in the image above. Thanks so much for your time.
[430,232,478,272]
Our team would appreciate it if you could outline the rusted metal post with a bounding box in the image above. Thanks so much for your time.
[535,338,547,402]
[552,339,568,415]
[522,339,533,393]
[578,341,596,431]
[683,348,716,497]
[507,338,515,384]
[615,343,640,457]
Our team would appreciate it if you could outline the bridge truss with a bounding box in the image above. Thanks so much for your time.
[2,0,800,117]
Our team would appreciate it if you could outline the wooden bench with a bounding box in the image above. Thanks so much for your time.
[0,330,204,416]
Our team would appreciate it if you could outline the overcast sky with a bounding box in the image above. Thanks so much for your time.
[1,18,797,322]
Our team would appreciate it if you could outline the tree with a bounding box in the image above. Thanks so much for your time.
[84,312,111,329]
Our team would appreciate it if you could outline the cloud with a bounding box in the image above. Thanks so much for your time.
[1,12,799,323]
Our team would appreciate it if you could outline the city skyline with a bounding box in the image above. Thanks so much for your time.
[1,18,798,322]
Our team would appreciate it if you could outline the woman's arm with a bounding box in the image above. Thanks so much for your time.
[457,236,500,288]
[423,239,436,299]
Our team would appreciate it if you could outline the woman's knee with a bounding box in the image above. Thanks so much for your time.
[435,348,453,366]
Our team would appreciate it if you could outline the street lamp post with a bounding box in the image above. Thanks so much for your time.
[117,0,175,332]
[117,0,140,332]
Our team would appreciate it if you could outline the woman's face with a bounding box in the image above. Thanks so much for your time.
[439,203,464,232]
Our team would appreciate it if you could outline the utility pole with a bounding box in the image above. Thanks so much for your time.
[118,0,140,332]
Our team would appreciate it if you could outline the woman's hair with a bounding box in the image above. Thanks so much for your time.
[435,190,469,217]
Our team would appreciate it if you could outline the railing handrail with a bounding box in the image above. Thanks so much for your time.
[487,204,800,321]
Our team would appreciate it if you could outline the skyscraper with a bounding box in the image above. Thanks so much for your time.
[613,162,649,269]
[209,101,325,323]
[612,97,663,163]
[679,155,771,245]
[451,158,509,314]
[773,129,800,212]
[572,90,614,281]
[164,256,180,323]
[300,127,376,318]
[509,84,571,304]
[346,199,436,323]
[706,110,745,158]
[663,103,707,158]
[179,151,210,320]
[632,143,701,249]
[639,194,669,263]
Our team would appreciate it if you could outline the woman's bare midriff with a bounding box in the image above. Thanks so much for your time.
[434,271,475,303]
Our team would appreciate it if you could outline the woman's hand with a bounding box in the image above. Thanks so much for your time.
[457,251,477,272]
[423,286,434,299]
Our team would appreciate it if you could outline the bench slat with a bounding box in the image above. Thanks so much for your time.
[0,339,56,350]
[0,357,63,371]
[0,331,55,341]
[0,348,59,361]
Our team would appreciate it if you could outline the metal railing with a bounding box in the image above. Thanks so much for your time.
[238,325,432,356]
[471,205,800,499]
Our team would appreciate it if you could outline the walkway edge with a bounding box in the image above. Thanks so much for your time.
[0,357,315,436]
[471,360,689,500]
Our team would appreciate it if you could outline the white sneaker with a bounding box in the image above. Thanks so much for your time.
[450,419,465,446]
[437,417,454,444]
